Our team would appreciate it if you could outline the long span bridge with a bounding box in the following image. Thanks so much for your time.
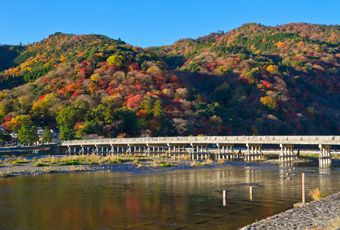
[61,136,340,167]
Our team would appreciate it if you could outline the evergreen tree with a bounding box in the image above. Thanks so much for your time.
[142,96,153,115]
[153,100,162,118]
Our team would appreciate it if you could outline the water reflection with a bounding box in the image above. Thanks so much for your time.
[0,166,339,230]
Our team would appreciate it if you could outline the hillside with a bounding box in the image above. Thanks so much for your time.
[0,23,339,139]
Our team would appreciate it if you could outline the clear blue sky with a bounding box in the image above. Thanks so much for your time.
[1,0,339,47]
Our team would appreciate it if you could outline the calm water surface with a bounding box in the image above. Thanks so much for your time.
[0,165,339,230]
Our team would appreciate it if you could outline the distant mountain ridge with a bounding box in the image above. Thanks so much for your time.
[0,23,339,139]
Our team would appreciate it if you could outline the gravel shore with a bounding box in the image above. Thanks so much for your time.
[242,192,340,230]
[0,155,282,178]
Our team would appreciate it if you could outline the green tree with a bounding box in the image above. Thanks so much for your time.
[18,125,38,145]
[56,106,79,140]
[110,108,139,136]
[42,127,53,143]
[0,129,11,143]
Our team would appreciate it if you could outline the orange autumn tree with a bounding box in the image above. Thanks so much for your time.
[126,95,142,109]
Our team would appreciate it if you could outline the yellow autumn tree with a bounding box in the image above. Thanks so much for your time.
[266,65,279,74]
[260,96,277,110]
[107,54,123,67]
[10,115,32,132]
[90,73,100,82]
[60,54,66,62]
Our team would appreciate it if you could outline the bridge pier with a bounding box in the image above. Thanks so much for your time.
[79,145,84,155]
[109,144,115,156]
[119,145,127,156]
[190,144,209,160]
[245,144,263,161]
[130,145,143,156]
[279,144,296,162]
[319,144,332,167]
[66,146,71,155]
[107,145,128,156]
[146,144,167,157]
[85,146,91,154]
[172,144,187,158]
[216,144,233,160]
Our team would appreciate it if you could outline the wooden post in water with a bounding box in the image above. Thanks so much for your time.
[302,173,305,204]
[223,190,227,207]
[249,186,253,201]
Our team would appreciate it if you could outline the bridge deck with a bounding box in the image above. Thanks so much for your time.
[61,136,340,146]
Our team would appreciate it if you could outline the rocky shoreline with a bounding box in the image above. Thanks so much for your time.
[242,192,340,230]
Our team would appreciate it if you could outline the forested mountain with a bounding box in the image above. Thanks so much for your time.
[0,45,24,72]
[0,23,339,139]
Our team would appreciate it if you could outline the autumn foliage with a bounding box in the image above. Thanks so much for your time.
[0,23,339,138]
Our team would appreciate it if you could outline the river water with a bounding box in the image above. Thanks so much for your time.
[0,165,339,229]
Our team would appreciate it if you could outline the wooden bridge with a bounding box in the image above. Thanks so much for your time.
[61,136,340,167]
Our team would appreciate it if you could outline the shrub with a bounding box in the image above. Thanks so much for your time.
[309,188,324,201]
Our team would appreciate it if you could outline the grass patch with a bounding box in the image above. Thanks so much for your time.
[58,160,82,166]
[24,155,151,168]
[158,162,174,167]
[32,155,125,166]
[190,161,206,167]
[7,157,31,166]
[101,156,122,164]
[36,156,59,164]
[33,162,50,167]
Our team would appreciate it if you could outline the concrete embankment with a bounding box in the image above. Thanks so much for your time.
[242,192,340,230]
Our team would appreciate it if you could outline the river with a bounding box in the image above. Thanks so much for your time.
[0,165,339,229]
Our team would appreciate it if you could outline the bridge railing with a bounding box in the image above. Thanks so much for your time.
[61,136,340,146]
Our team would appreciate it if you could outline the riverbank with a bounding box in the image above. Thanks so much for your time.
[0,154,339,178]
[0,154,284,178]
[242,192,340,230]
